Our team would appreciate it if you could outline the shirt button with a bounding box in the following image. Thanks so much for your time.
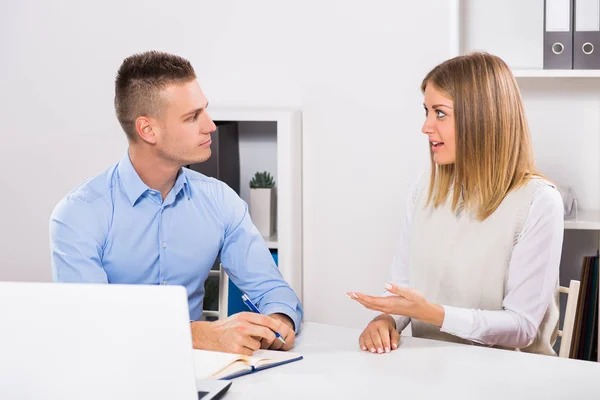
[162,280,168,285]
[162,242,167,248]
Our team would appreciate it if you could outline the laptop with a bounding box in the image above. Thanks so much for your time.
[0,282,231,400]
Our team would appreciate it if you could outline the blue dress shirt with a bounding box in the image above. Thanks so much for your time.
[50,153,303,331]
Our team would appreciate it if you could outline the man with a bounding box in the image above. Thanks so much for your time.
[50,51,302,356]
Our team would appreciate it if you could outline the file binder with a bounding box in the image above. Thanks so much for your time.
[544,0,574,69]
[574,0,600,68]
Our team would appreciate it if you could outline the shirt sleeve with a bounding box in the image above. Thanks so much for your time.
[377,179,421,333]
[440,184,564,348]
[218,184,303,333]
[49,196,108,283]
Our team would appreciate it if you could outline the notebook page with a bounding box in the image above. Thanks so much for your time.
[192,349,251,379]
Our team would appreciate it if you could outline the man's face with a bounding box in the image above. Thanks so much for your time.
[152,80,216,167]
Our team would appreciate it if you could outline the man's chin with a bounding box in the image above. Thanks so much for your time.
[189,150,211,165]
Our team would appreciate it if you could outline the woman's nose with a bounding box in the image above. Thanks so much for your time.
[421,116,435,135]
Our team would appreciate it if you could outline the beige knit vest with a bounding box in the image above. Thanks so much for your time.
[410,176,559,356]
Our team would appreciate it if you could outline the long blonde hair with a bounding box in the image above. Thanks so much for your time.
[421,52,538,221]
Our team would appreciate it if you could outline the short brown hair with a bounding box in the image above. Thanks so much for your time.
[114,51,196,140]
[421,52,537,221]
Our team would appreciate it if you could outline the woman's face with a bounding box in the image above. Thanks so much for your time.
[422,84,456,165]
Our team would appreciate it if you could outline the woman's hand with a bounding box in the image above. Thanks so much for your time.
[348,283,445,327]
[358,314,399,354]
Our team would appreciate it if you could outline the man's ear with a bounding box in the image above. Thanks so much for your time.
[135,116,157,144]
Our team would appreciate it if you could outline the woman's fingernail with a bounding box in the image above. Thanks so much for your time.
[385,347,390,353]
[346,293,354,300]
[351,292,359,299]
[385,283,393,290]
[370,348,375,353]
[392,343,398,349]
[361,346,367,351]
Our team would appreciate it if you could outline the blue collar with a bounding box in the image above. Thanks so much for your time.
[117,152,191,206]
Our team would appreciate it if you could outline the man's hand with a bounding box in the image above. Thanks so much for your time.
[191,312,282,355]
[358,314,399,354]
[262,313,295,351]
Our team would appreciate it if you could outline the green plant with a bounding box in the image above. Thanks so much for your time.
[249,171,275,189]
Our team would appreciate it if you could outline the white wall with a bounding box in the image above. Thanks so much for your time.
[461,0,544,69]
[0,0,450,327]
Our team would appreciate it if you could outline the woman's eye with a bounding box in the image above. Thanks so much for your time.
[436,110,446,118]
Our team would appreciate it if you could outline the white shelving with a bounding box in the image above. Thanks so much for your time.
[199,109,302,322]
[263,233,278,249]
[202,310,219,318]
[565,211,600,231]
[450,0,600,361]
[209,108,302,301]
[512,69,600,78]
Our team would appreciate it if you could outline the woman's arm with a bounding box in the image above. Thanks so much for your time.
[354,184,564,349]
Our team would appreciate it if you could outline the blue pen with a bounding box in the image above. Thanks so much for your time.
[241,294,286,345]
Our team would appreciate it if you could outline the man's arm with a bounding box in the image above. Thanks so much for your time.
[49,196,108,283]
[218,184,303,333]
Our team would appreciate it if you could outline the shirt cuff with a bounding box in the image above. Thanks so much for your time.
[394,315,411,333]
[440,305,475,339]
[261,303,302,334]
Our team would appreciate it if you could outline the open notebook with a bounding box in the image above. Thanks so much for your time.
[193,349,303,380]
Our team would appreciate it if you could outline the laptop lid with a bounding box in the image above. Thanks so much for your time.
[0,282,200,400]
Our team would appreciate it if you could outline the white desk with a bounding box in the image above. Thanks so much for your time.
[224,322,600,399]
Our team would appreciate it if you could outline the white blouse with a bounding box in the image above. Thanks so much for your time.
[386,180,564,348]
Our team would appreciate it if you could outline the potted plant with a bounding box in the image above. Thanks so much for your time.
[249,171,276,237]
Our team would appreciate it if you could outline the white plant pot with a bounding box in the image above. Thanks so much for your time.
[249,188,275,237]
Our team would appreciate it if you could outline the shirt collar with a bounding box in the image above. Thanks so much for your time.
[174,168,192,201]
[117,153,192,206]
[117,153,149,206]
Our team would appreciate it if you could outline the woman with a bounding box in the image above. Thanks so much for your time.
[348,52,564,356]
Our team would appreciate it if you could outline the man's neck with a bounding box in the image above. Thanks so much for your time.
[128,147,179,201]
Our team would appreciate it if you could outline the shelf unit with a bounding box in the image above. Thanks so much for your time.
[200,108,302,321]
[450,0,600,361]
[565,211,600,231]
[203,266,229,320]
[263,233,278,249]
[512,69,600,78]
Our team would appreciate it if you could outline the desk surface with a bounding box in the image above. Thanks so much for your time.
[225,322,600,399]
